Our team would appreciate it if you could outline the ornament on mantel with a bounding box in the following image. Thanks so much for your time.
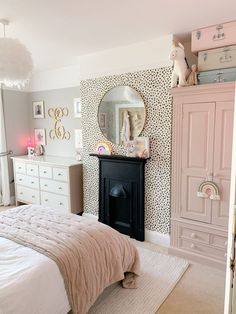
[0,19,33,88]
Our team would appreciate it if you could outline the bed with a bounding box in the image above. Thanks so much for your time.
[0,205,140,314]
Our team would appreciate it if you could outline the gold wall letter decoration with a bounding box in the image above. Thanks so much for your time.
[48,107,71,140]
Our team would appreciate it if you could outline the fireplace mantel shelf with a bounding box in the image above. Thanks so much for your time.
[89,153,150,163]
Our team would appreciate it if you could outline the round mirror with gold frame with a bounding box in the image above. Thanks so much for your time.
[98,86,146,145]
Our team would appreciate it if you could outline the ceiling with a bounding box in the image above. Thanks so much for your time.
[0,0,236,71]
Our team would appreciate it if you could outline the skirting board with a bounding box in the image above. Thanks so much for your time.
[82,213,170,248]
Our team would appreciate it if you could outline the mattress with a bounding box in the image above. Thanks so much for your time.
[0,237,70,314]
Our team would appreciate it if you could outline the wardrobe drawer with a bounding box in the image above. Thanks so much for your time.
[179,239,226,261]
[179,226,210,244]
[40,178,68,196]
[26,164,39,177]
[16,185,40,204]
[16,174,39,189]
[39,166,53,179]
[41,191,69,212]
[53,167,68,182]
[15,161,26,174]
[210,235,228,250]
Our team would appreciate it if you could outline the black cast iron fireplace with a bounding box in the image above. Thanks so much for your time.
[90,154,148,241]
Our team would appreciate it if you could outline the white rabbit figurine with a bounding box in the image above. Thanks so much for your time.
[169,43,189,88]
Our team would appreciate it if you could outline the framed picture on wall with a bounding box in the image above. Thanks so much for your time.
[75,129,83,148]
[134,136,150,158]
[34,128,46,146]
[74,98,82,118]
[98,113,107,129]
[33,101,45,118]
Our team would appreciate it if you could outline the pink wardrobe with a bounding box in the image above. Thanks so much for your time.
[170,82,235,269]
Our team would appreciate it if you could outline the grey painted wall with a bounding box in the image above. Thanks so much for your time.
[28,86,81,158]
[2,89,30,197]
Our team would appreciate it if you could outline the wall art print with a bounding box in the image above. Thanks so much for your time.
[33,100,44,118]
[80,67,172,234]
[34,128,46,146]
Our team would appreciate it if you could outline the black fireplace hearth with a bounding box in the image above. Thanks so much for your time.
[90,154,149,241]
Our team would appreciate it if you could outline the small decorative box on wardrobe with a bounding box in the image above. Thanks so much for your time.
[170,82,235,269]
[191,21,236,52]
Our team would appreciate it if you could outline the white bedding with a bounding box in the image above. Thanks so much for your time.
[0,237,70,314]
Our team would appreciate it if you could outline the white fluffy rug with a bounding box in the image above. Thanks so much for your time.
[88,246,189,314]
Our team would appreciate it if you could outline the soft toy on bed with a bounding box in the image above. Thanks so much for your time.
[169,42,189,88]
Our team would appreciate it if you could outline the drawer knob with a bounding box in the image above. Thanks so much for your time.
[30,169,33,171]
[45,199,48,202]
[43,171,47,174]
[59,202,63,205]
[19,179,22,181]
[190,243,196,249]
[32,195,35,198]
[19,192,23,195]
[44,184,48,187]
[18,167,22,169]
[190,233,196,239]
[58,187,62,190]
[58,173,62,176]
[31,181,34,184]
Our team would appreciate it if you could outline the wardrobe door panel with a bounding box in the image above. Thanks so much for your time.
[181,102,215,223]
[212,101,234,227]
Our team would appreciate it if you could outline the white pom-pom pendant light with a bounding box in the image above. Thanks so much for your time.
[0,19,33,88]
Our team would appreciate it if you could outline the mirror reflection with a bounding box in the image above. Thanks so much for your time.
[98,86,146,145]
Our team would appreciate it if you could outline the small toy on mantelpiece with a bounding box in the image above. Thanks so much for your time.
[187,64,199,86]
[125,140,136,157]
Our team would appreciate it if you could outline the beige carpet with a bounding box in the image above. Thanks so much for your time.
[88,246,189,314]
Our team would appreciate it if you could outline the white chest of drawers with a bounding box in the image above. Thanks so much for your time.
[11,155,83,214]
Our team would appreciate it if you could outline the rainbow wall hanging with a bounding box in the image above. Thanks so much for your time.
[95,141,112,155]
[197,181,221,200]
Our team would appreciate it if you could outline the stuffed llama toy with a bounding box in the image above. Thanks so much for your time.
[169,43,189,88]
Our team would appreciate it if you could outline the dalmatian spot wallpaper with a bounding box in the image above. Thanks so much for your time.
[80,66,173,234]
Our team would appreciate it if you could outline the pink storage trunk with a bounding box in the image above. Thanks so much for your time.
[192,20,236,53]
